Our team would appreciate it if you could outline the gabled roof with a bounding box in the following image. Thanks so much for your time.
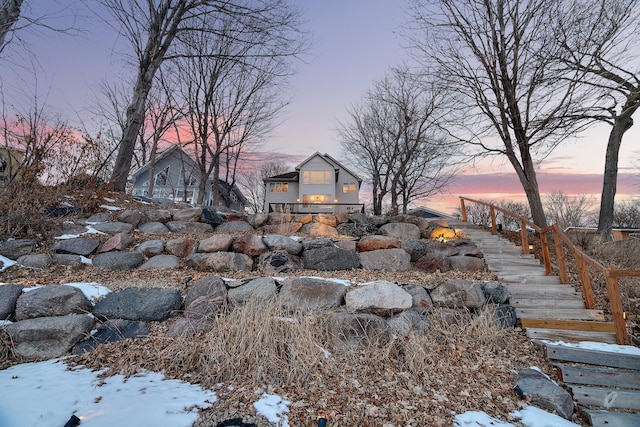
[408,206,454,219]
[293,152,362,185]
[263,171,299,182]
[129,145,194,181]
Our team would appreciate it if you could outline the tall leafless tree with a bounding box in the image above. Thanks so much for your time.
[238,159,287,213]
[551,0,640,240]
[102,0,306,192]
[405,0,603,227]
[0,0,22,53]
[339,68,458,215]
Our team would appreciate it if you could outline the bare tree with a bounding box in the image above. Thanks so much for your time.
[613,199,640,228]
[405,0,604,227]
[102,0,306,192]
[238,159,287,213]
[544,191,594,230]
[0,0,22,53]
[550,0,640,240]
[339,68,458,215]
[173,9,291,206]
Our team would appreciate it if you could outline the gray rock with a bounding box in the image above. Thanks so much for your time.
[145,209,172,223]
[400,240,428,262]
[52,237,100,256]
[515,369,574,420]
[165,237,197,258]
[138,221,170,234]
[228,277,277,306]
[481,281,509,304]
[72,319,149,355]
[414,241,459,272]
[185,276,226,307]
[166,317,213,336]
[93,251,144,270]
[93,287,182,322]
[279,277,348,312]
[262,234,303,254]
[138,254,180,270]
[336,222,378,238]
[0,283,24,319]
[91,221,134,234]
[117,210,144,227]
[15,285,92,321]
[247,212,269,228]
[453,240,484,258]
[430,279,486,309]
[257,250,302,274]
[166,221,214,233]
[97,232,134,253]
[214,221,254,233]
[301,238,335,251]
[185,252,253,272]
[401,284,433,313]
[52,223,88,238]
[85,212,111,223]
[184,276,227,321]
[357,235,400,252]
[368,215,389,227]
[201,208,226,226]
[387,310,431,337]
[198,234,234,252]
[358,248,411,272]
[327,312,390,350]
[494,304,518,329]
[232,234,268,256]
[379,222,421,240]
[314,213,338,227]
[0,239,36,259]
[447,255,486,272]
[267,212,293,225]
[16,253,52,269]
[303,246,360,271]
[5,314,94,359]
[135,239,165,258]
[173,207,203,222]
[345,280,412,315]
[300,222,339,237]
[53,254,83,266]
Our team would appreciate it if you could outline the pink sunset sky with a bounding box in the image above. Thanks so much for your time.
[2,0,638,215]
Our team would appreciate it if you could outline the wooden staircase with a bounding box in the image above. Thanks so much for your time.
[451,221,640,426]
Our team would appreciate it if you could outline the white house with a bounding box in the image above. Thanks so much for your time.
[263,152,363,213]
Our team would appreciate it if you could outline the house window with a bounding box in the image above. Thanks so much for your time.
[342,183,356,193]
[156,167,170,186]
[302,171,332,185]
[302,194,332,207]
[269,182,288,192]
[184,175,197,186]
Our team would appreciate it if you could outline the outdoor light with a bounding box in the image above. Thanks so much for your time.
[317,416,327,427]
[528,244,534,251]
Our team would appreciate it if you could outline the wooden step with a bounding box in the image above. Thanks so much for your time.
[520,319,616,333]
[526,328,617,343]
[580,408,640,427]
[510,298,586,309]
[554,363,640,389]
[541,342,640,370]
[516,308,605,321]
[570,385,640,410]
[497,276,562,285]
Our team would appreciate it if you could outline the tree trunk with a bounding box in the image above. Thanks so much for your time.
[597,115,634,241]
[0,0,22,52]
[509,152,548,228]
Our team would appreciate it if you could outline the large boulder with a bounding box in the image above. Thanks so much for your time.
[166,221,214,233]
[184,276,227,321]
[258,222,303,234]
[327,312,390,350]
[314,213,337,227]
[97,232,134,253]
[144,209,172,223]
[262,234,303,255]
[447,255,485,272]
[257,251,302,274]
[379,222,421,240]
[357,235,400,252]
[401,284,433,313]
[16,254,52,269]
[336,223,378,238]
[135,239,165,258]
[358,248,411,272]
[137,254,180,270]
[228,277,278,306]
[232,235,268,257]
[430,279,486,309]
[15,285,92,321]
[345,280,412,315]
[215,221,254,233]
[117,210,144,227]
[91,221,134,235]
[201,208,226,226]
[93,287,182,321]
[138,221,170,234]
[481,281,510,304]
[515,369,574,420]
[303,246,360,271]
[247,212,269,228]
[173,207,203,222]
[92,251,144,270]
[279,277,348,312]
[52,237,100,256]
[5,314,94,359]
[198,234,234,252]
[0,239,36,259]
[165,237,197,258]
[185,252,253,272]
[0,283,24,319]
[400,240,428,262]
[301,238,335,251]
[387,310,431,337]
[300,222,339,237]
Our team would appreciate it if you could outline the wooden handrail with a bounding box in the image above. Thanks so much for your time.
[459,196,639,345]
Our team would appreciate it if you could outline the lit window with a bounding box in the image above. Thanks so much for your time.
[156,167,169,186]
[269,182,288,192]
[302,194,332,207]
[342,183,356,193]
[302,171,332,185]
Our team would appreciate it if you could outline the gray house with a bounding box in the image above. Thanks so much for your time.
[130,145,246,211]
[263,152,363,213]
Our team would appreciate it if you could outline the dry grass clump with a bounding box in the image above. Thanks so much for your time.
[0,328,25,370]
[70,303,553,426]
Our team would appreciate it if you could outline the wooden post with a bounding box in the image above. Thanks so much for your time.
[554,225,568,284]
[490,207,497,235]
[520,219,529,255]
[576,253,596,309]
[606,275,630,345]
[539,231,552,275]
[460,198,467,222]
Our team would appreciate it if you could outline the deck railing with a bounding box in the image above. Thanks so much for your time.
[460,196,639,345]
[268,203,365,214]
